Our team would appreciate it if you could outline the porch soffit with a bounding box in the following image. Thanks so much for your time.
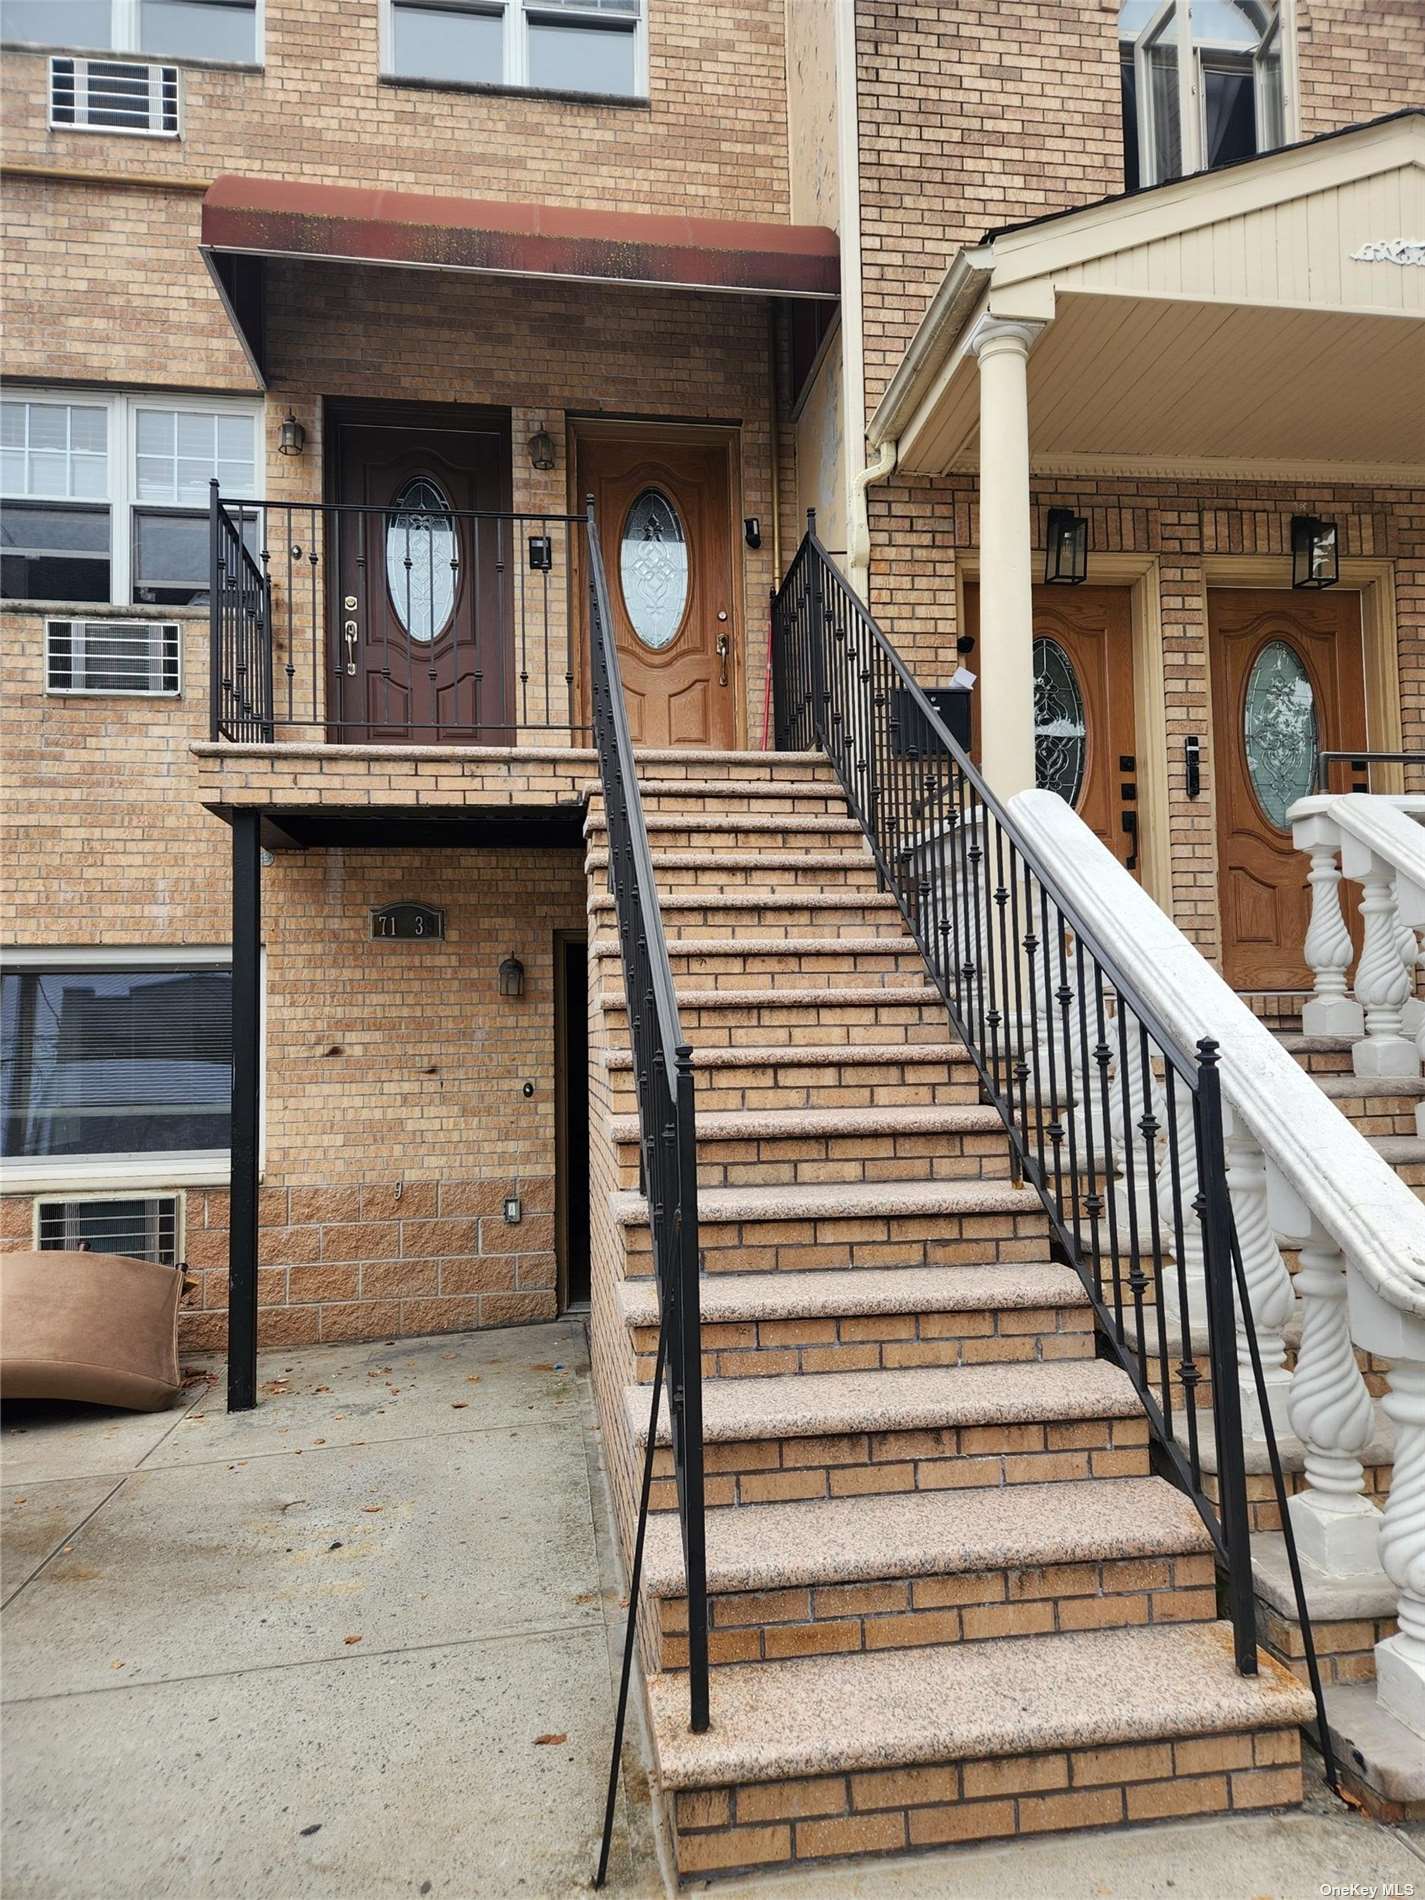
[881,112,1425,480]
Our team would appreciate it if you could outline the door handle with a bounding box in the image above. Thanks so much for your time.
[1121,809,1138,872]
[343,595,358,676]
[716,631,730,687]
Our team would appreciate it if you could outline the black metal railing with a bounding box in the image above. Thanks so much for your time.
[208,486,589,745]
[587,499,707,1888]
[773,518,1334,1771]
[1313,749,1425,793]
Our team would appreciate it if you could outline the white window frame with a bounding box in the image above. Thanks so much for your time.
[380,0,648,101]
[2,387,263,608]
[2,0,264,65]
[1123,0,1297,188]
[0,944,263,1194]
[33,1187,185,1265]
[48,55,181,139]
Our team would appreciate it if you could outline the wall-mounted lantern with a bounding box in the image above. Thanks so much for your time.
[277,411,306,457]
[1291,515,1339,589]
[498,952,526,998]
[1044,508,1089,585]
[527,427,556,472]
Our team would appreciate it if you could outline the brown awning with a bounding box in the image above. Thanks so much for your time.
[201,176,839,379]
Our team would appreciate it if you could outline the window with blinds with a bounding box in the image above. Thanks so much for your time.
[46,619,181,695]
[1,966,232,1162]
[35,1193,181,1267]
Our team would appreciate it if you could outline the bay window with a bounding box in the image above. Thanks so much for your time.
[385,0,644,100]
[1,390,259,607]
[1118,0,1290,190]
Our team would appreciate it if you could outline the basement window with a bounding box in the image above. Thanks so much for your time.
[35,1192,182,1266]
[1,958,233,1171]
[1,0,260,65]
[1118,0,1290,190]
[384,0,645,100]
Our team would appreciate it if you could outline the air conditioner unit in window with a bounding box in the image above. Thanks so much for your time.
[34,1193,183,1268]
[46,619,182,696]
[49,56,180,137]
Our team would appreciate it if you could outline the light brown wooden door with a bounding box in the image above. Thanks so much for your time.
[966,584,1139,869]
[1209,589,1367,991]
[577,430,738,748]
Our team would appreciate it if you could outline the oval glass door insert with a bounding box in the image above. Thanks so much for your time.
[385,476,456,643]
[1243,638,1319,827]
[619,489,688,650]
[1032,636,1088,804]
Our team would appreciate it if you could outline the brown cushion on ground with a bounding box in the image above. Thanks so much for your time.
[1,1250,183,1412]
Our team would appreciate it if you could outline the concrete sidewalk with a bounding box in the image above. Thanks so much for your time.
[2,1319,1422,1900]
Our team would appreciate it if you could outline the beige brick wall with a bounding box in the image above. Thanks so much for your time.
[0,0,790,218]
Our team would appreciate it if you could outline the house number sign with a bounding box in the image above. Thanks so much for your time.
[371,902,445,941]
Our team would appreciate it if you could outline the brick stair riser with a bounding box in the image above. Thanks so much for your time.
[620,1209,1052,1278]
[645,1414,1152,1514]
[669,1730,1302,1879]
[1329,1098,1423,1138]
[623,757,837,785]
[588,899,909,940]
[649,1551,1218,1673]
[600,999,950,1049]
[593,957,932,998]
[611,1126,1014,1191]
[586,855,884,895]
[1203,1460,1394,1534]
[1258,1597,1398,1689]
[605,1063,984,1119]
[631,789,854,817]
[1285,1046,1356,1077]
[628,1303,1095,1380]
[586,821,866,853]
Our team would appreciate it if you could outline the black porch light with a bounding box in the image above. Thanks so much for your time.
[498,952,526,998]
[1292,515,1339,589]
[1044,508,1088,585]
[527,428,556,472]
[277,410,305,457]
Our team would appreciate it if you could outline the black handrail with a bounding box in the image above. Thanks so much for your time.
[586,499,708,1888]
[1313,749,1425,793]
[773,519,1336,1780]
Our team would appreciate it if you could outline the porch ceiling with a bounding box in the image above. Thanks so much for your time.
[200,176,839,381]
[878,110,1425,483]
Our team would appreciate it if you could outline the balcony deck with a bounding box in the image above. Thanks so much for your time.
[191,738,597,848]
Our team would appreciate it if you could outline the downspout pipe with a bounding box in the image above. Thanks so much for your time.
[846,435,896,602]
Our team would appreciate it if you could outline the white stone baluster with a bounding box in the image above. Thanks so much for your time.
[1376,1358,1425,1738]
[1221,1111,1296,1440]
[1160,1082,1205,1335]
[1301,831,1365,1038]
[1351,856,1420,1078]
[1109,1005,1162,1250]
[1399,922,1424,1042]
[1285,1217,1381,1573]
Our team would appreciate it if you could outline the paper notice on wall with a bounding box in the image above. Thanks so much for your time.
[951,666,977,690]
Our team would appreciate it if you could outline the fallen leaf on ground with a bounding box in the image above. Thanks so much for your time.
[343,1635,362,1646]
[533,1734,567,1746]
[466,1375,481,1384]
[529,1363,554,1372]
[361,1505,383,1514]
[451,1402,468,1410]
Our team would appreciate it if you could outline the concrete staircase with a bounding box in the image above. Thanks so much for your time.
[587,750,1312,1882]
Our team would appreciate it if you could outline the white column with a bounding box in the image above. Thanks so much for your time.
[1285,1217,1382,1574]
[1222,1112,1296,1441]
[970,316,1041,800]
[1376,1357,1425,1738]
[1352,859,1419,1078]
[1300,833,1364,1038]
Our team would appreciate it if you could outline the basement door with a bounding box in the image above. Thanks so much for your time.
[576,428,739,748]
[966,585,1140,870]
[1209,588,1367,992]
[328,407,514,744]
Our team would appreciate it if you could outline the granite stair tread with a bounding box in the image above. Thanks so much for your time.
[607,1104,1003,1144]
[610,1177,1038,1226]
[587,890,902,914]
[586,811,864,835]
[1370,1133,1425,1163]
[617,1261,1082,1330]
[603,984,943,1012]
[626,1357,1141,1449]
[586,847,875,874]
[647,1622,1314,1790]
[1316,1074,1425,1100]
[591,936,921,962]
[603,1041,972,1075]
[639,1474,1212,1599]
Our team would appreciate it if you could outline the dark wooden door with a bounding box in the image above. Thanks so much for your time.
[1209,588,1367,990]
[330,412,512,744]
[966,585,1139,869]
[577,430,738,748]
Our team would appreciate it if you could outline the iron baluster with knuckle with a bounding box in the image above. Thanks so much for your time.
[772,515,1336,1778]
[208,492,589,744]
[587,498,708,1889]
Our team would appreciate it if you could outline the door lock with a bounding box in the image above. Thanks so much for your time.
[715,631,730,687]
[344,617,358,676]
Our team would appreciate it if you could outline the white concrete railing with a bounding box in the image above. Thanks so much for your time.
[1292,793,1425,1094]
[1010,787,1425,1744]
